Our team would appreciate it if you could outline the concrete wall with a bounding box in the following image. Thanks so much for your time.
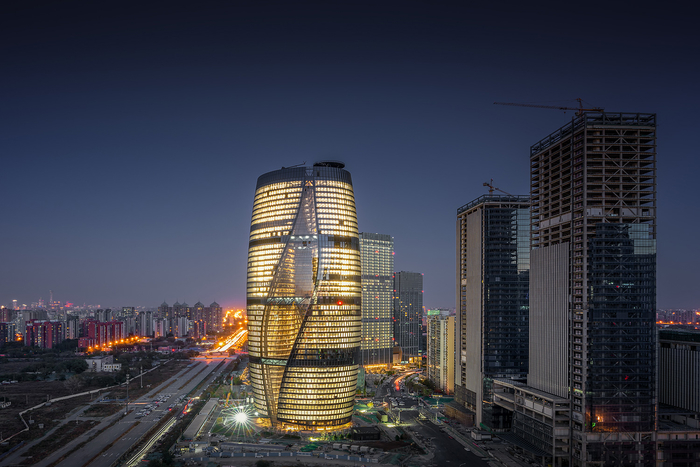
[528,243,569,398]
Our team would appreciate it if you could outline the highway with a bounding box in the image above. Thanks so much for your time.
[32,357,230,467]
[211,328,247,353]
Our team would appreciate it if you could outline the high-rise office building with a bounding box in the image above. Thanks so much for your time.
[247,161,361,431]
[527,112,657,465]
[455,195,530,430]
[360,232,394,366]
[427,310,455,394]
[393,271,423,360]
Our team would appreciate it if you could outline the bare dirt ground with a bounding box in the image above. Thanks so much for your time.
[18,419,99,466]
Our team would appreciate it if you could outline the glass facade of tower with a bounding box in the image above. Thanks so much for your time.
[586,224,656,432]
[529,112,657,466]
[393,271,423,359]
[246,161,361,430]
[456,195,530,431]
[360,233,394,366]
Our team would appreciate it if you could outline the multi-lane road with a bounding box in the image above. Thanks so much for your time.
[27,357,231,467]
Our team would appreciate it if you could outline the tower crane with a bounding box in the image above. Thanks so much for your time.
[483,179,513,196]
[493,98,603,116]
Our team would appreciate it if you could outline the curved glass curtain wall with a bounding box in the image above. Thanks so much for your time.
[247,163,361,430]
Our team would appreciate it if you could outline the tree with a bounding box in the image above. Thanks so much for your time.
[161,449,173,464]
[64,374,84,394]
[54,339,79,352]
[67,358,89,374]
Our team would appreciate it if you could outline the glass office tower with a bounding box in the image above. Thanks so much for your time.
[455,195,530,430]
[246,161,361,430]
[393,271,423,360]
[360,233,394,366]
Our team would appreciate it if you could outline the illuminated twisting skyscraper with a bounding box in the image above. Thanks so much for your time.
[247,161,361,431]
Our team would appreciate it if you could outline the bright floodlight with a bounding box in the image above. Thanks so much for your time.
[234,412,248,424]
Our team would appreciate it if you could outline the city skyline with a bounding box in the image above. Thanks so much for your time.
[2,2,699,309]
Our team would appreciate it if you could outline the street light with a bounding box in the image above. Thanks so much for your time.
[124,373,130,415]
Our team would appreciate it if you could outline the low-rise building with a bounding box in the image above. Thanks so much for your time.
[350,426,381,441]
[85,355,122,372]
[493,379,570,466]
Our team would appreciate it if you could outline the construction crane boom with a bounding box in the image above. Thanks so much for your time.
[483,179,513,196]
[494,98,603,116]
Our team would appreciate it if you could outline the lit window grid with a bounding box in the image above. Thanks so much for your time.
[361,322,393,351]
[277,365,358,423]
[247,167,361,430]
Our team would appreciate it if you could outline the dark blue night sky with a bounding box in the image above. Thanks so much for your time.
[2,1,698,309]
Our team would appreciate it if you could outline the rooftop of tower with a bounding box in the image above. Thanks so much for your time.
[313,160,345,168]
[457,194,530,215]
[530,111,656,156]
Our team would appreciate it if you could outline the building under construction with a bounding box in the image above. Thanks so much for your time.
[487,112,660,466]
[530,112,657,466]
